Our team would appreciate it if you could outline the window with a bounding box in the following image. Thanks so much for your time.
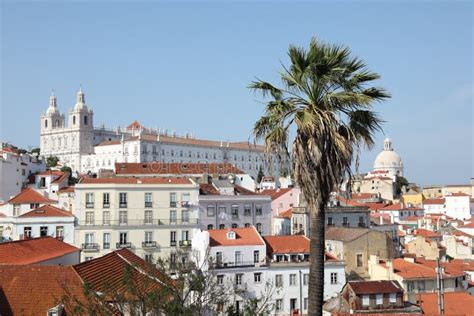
[170,210,177,223]
[84,257,93,261]
[13,204,20,217]
[145,192,153,207]
[103,233,110,249]
[170,193,177,207]
[303,273,309,286]
[84,115,88,125]
[207,205,215,216]
[181,193,190,207]
[145,231,153,243]
[30,203,39,210]
[182,210,189,223]
[244,205,251,216]
[73,116,76,125]
[144,254,153,263]
[275,274,283,287]
[119,211,127,224]
[219,224,225,229]
[327,217,333,226]
[244,223,251,228]
[103,193,110,208]
[418,280,425,291]
[219,206,226,215]
[255,205,262,216]
[217,275,224,285]
[170,231,176,246]
[145,210,153,224]
[275,299,283,311]
[376,294,383,305]
[235,251,242,264]
[254,250,260,263]
[231,205,239,219]
[85,212,94,225]
[182,230,189,241]
[207,224,214,230]
[45,119,48,128]
[231,223,238,228]
[256,223,262,234]
[407,282,414,292]
[85,193,94,208]
[102,211,110,225]
[119,232,128,245]
[389,293,397,304]
[254,273,262,283]
[356,253,363,268]
[216,252,223,264]
[235,274,243,285]
[362,295,370,306]
[330,272,337,284]
[289,274,297,286]
[85,233,94,245]
[24,227,32,238]
[119,193,127,208]
[342,217,348,227]
[304,297,308,310]
[56,226,64,238]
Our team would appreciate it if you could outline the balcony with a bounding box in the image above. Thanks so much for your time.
[179,240,192,247]
[342,223,350,228]
[82,243,100,252]
[170,201,177,207]
[231,214,239,220]
[119,203,128,208]
[103,243,110,249]
[103,203,110,208]
[233,283,247,292]
[170,240,177,247]
[85,203,94,209]
[78,218,199,227]
[358,222,367,228]
[145,202,153,208]
[116,242,132,249]
[212,261,261,269]
[142,241,158,249]
[181,201,191,208]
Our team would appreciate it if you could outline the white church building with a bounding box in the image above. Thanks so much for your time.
[40,89,275,179]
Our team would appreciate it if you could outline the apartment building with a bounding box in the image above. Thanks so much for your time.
[75,177,200,262]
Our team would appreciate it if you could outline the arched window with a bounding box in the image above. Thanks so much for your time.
[45,120,48,128]
[219,224,225,229]
[84,115,88,125]
[231,223,238,228]
[72,116,76,125]
[55,119,60,127]
[207,224,214,230]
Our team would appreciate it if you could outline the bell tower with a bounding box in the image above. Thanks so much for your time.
[40,91,65,157]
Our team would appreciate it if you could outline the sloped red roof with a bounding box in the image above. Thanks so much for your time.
[335,195,366,207]
[0,237,79,265]
[199,183,221,195]
[423,198,445,205]
[446,192,469,197]
[459,221,474,229]
[418,292,474,315]
[127,120,143,129]
[7,188,56,204]
[413,229,440,238]
[348,280,403,295]
[259,188,293,200]
[18,205,74,218]
[0,265,84,315]
[80,177,192,185]
[209,227,265,247]
[116,162,244,175]
[278,208,293,219]
[382,203,424,211]
[263,235,310,254]
[57,186,75,193]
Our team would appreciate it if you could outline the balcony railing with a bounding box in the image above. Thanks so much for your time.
[119,203,127,208]
[342,223,350,227]
[170,201,177,207]
[103,243,110,249]
[145,202,153,208]
[170,240,177,247]
[231,214,239,220]
[142,241,158,249]
[86,203,94,208]
[179,240,192,247]
[116,242,132,249]
[358,222,367,228]
[78,218,199,227]
[212,261,261,269]
[82,243,100,252]
[103,203,110,208]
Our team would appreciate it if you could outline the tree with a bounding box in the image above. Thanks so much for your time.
[256,165,265,183]
[395,176,409,196]
[250,37,389,315]
[30,147,41,155]
[46,155,59,168]
[60,166,79,185]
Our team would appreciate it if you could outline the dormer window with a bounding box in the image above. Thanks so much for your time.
[227,231,236,240]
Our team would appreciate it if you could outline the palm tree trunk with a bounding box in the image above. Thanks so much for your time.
[308,202,326,315]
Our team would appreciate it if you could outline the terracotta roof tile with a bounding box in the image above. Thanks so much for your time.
[209,227,265,247]
[7,188,56,204]
[413,229,440,238]
[278,208,292,219]
[0,237,79,265]
[263,235,310,254]
[423,198,445,205]
[259,188,293,200]
[348,280,403,295]
[116,162,244,175]
[418,292,474,315]
[389,258,438,279]
[57,186,75,193]
[127,120,143,129]
[382,203,424,211]
[80,177,192,185]
[446,192,469,197]
[0,265,84,315]
[18,205,74,218]
[459,221,474,229]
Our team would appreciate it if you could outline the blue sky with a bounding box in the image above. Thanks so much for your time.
[1,0,472,185]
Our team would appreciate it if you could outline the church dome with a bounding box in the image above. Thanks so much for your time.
[373,138,403,177]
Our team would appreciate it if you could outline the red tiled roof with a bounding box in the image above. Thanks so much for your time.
[80,177,192,185]
[0,237,79,265]
[404,215,423,221]
[413,229,440,238]
[57,186,75,193]
[350,193,377,200]
[0,265,84,315]
[415,258,473,276]
[418,292,474,315]
[364,202,388,211]
[127,120,143,129]
[7,188,56,204]
[18,205,74,218]
[36,170,64,177]
[278,208,292,219]
[74,249,170,297]
[382,203,424,211]
[423,198,445,205]
[115,162,244,175]
[199,183,221,195]
[348,280,403,295]
[335,195,366,207]
[209,227,265,247]
[446,192,469,197]
[259,188,293,200]
[263,235,310,254]
[459,221,474,229]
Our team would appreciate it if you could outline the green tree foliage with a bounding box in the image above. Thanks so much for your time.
[46,156,59,168]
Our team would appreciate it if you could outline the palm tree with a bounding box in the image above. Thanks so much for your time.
[249,38,390,315]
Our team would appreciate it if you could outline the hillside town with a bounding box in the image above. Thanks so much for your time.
[0,91,473,315]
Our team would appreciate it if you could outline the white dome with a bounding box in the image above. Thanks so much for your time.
[373,138,403,177]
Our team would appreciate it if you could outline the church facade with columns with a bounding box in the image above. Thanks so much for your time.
[40,89,274,179]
